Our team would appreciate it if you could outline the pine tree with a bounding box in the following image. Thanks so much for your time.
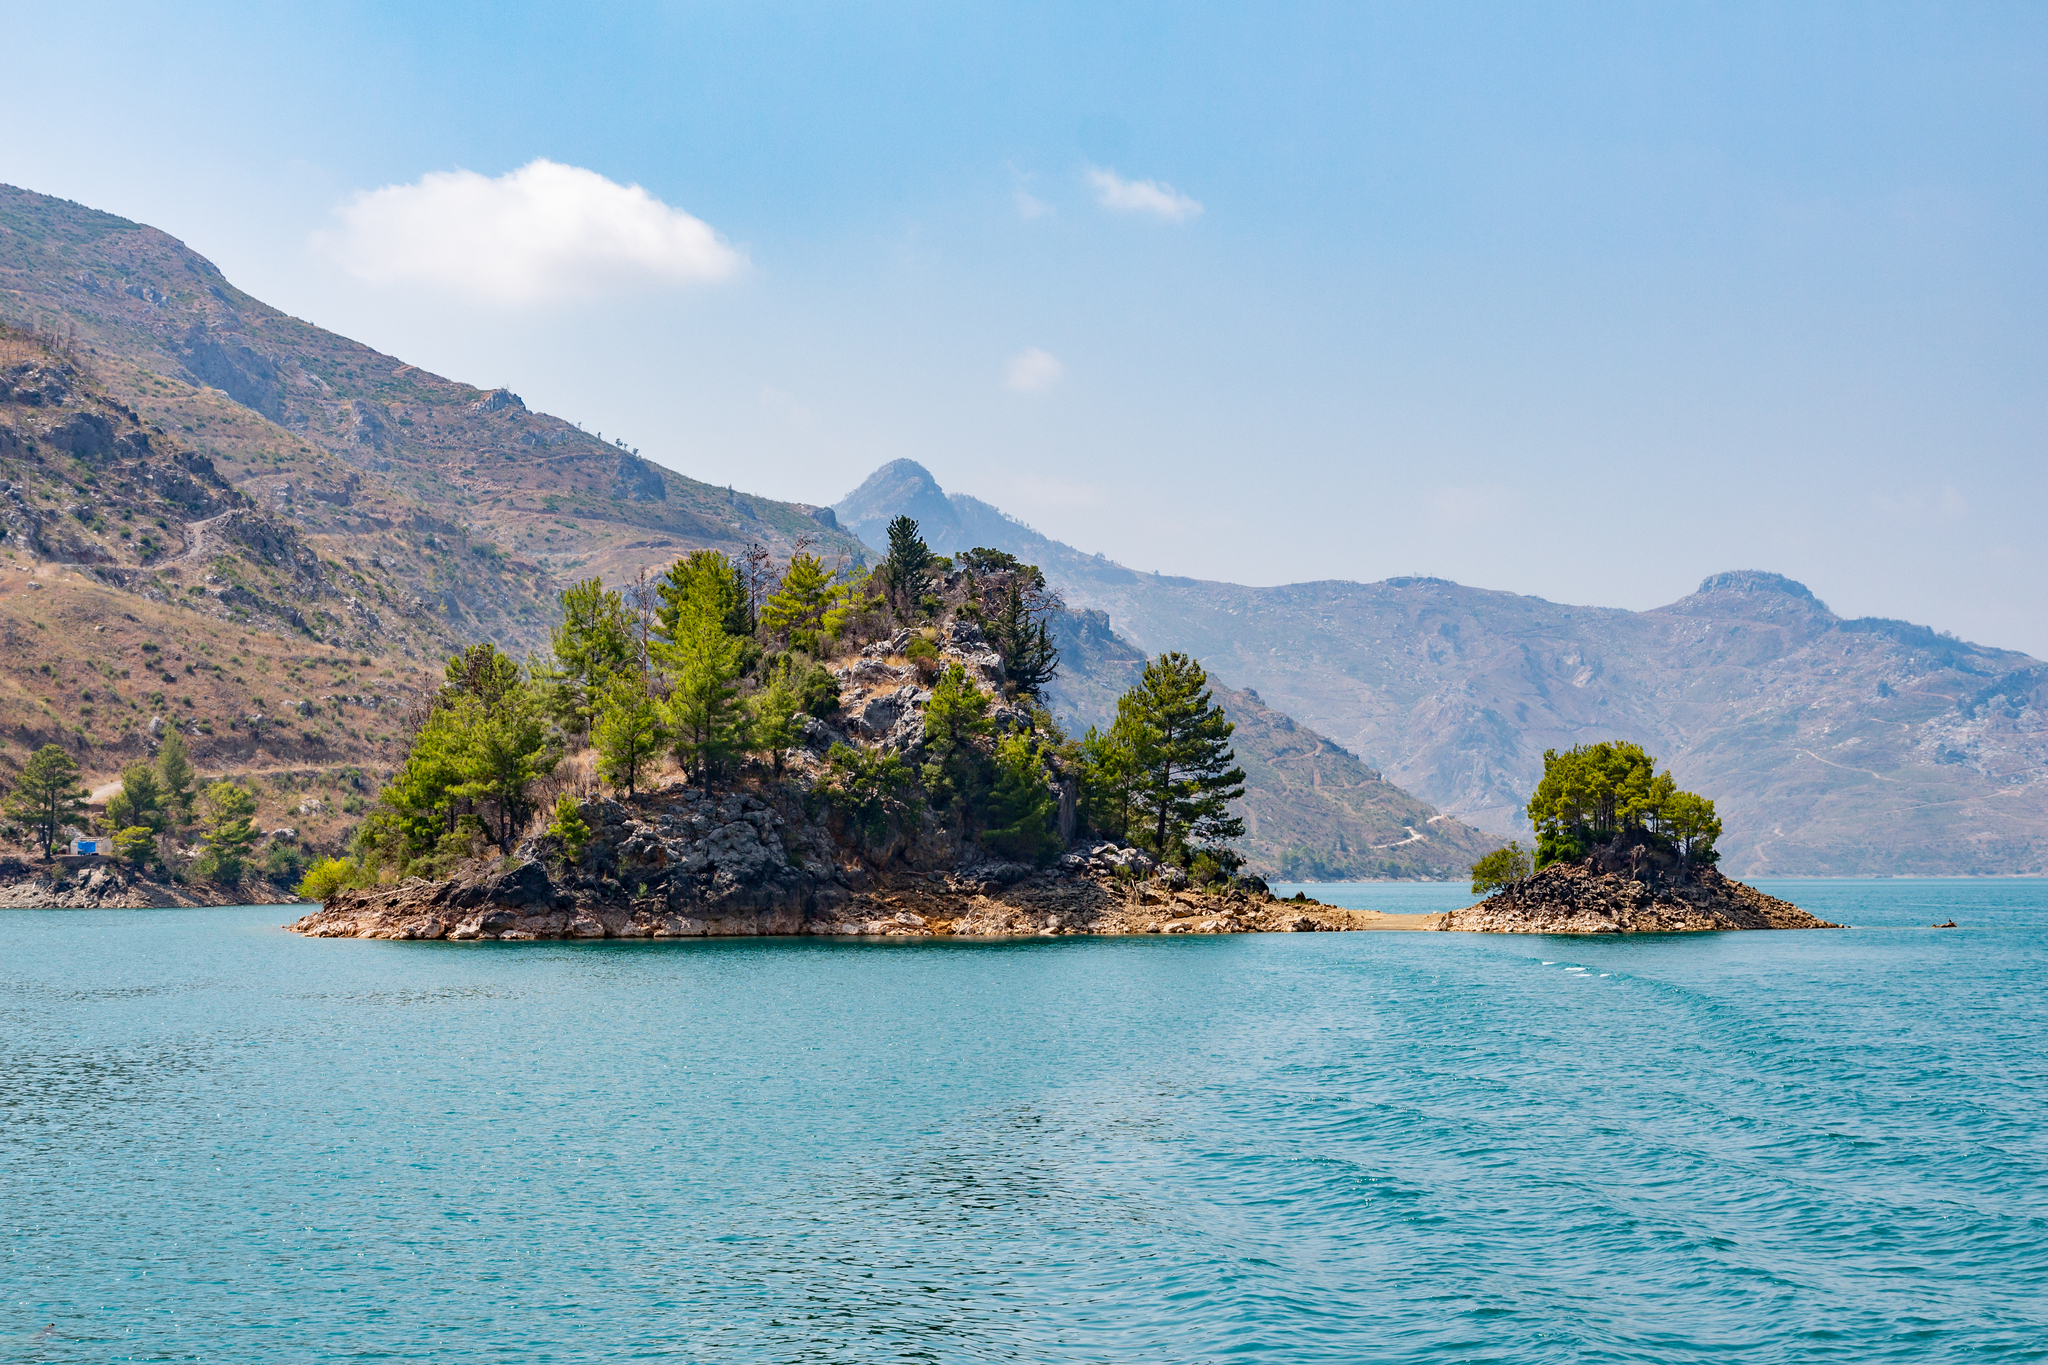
[658,589,746,783]
[657,550,752,641]
[592,672,666,797]
[5,744,87,858]
[154,727,195,828]
[1120,653,1246,863]
[105,762,166,835]
[760,552,837,653]
[987,576,1060,697]
[195,780,260,886]
[546,579,636,732]
[984,732,1059,863]
[746,657,807,776]
[877,515,935,620]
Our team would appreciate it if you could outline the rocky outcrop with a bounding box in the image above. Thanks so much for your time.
[284,790,1351,941]
[1438,861,1840,934]
[0,860,298,909]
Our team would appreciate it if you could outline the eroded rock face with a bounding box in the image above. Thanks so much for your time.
[1438,862,1838,934]
[285,793,1343,942]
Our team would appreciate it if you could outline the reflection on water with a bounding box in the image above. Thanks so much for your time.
[3,886,2047,1363]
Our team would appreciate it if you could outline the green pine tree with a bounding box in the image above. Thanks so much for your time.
[657,550,752,640]
[760,552,837,653]
[657,588,746,783]
[1119,652,1246,864]
[155,726,195,829]
[984,732,1059,863]
[544,579,637,733]
[5,744,88,859]
[194,780,260,886]
[877,515,935,620]
[592,672,666,797]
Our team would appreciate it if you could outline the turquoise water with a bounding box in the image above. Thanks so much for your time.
[4,881,2046,1363]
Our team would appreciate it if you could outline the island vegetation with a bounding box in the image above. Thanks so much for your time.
[296,519,1254,903]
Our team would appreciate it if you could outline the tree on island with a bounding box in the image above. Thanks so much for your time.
[592,672,666,797]
[5,744,88,858]
[1524,741,1722,870]
[1081,652,1245,867]
[544,578,637,734]
[1469,841,1532,893]
[876,515,936,621]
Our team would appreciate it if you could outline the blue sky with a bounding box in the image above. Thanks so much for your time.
[7,2,2046,653]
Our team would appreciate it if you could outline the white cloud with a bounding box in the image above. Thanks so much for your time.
[1013,188,1052,220]
[1004,347,1064,394]
[313,159,745,305]
[1085,166,1203,222]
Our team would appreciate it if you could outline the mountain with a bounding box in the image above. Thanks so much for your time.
[837,461,2048,877]
[0,184,1490,883]
[0,184,864,656]
[1043,606,1498,881]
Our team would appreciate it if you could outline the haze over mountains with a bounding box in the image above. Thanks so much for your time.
[8,181,2041,880]
[0,183,1502,881]
[838,460,2048,877]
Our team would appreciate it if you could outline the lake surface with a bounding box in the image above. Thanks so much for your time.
[5,880,2046,1363]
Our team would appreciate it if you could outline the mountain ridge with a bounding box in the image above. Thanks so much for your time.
[837,461,2048,876]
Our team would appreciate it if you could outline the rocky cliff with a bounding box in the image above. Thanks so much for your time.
[288,790,1354,941]
[1439,859,1838,934]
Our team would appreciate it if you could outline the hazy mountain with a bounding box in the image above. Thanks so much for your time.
[838,461,2048,876]
[1043,606,1499,881]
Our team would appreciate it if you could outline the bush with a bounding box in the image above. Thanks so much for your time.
[546,793,590,859]
[904,636,940,683]
[294,856,367,903]
[1470,841,1533,894]
[263,841,307,888]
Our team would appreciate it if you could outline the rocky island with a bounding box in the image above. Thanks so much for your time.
[288,527,1426,941]
[1438,742,1838,934]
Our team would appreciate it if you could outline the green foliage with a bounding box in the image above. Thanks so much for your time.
[295,856,369,903]
[657,584,747,783]
[657,549,752,641]
[546,578,636,733]
[747,658,807,774]
[106,762,166,835]
[1077,715,1142,844]
[1189,850,1226,886]
[362,650,561,875]
[262,841,307,889]
[983,732,1059,864]
[1470,841,1533,894]
[112,825,157,870]
[904,634,940,681]
[957,547,1025,576]
[819,742,915,845]
[546,793,591,859]
[919,663,993,819]
[986,575,1060,698]
[1526,742,1721,868]
[1111,652,1247,864]
[761,552,839,653]
[876,515,935,620]
[592,671,666,796]
[194,780,259,885]
[4,743,87,858]
[154,726,194,825]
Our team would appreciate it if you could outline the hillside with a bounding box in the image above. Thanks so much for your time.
[1044,607,1499,881]
[837,461,2048,877]
[0,184,865,655]
[0,327,439,852]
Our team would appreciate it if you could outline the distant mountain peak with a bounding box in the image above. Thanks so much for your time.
[1694,570,1822,604]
